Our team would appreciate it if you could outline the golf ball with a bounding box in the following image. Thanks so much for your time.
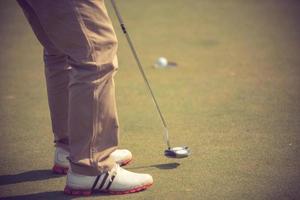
[156,57,168,67]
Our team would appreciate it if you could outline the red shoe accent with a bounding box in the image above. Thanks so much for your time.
[64,186,92,196]
[64,183,152,196]
[108,183,153,195]
[120,159,132,166]
[52,164,69,175]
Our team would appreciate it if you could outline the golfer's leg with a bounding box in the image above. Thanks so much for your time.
[24,0,119,175]
[17,0,70,151]
[44,50,70,151]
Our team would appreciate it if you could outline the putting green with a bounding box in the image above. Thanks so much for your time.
[1,0,300,199]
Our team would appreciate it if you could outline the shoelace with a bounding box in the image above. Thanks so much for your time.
[108,164,119,182]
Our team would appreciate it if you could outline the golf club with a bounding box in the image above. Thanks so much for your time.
[110,0,190,158]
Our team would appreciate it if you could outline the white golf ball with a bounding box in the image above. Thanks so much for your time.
[156,57,168,67]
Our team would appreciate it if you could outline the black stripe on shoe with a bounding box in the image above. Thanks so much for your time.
[105,174,116,190]
[98,173,109,190]
[91,175,101,192]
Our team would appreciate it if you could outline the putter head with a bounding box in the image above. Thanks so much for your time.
[164,146,191,158]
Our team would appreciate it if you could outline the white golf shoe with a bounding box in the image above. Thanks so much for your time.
[110,149,132,166]
[52,147,133,174]
[64,164,153,195]
[52,147,69,174]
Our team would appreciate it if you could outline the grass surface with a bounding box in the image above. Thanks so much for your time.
[1,0,300,199]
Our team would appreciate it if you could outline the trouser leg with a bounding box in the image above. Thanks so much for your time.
[17,0,70,150]
[44,50,70,150]
[17,0,119,175]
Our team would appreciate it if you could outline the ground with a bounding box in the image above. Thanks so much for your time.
[0,0,300,199]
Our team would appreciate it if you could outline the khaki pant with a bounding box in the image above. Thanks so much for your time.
[17,0,119,176]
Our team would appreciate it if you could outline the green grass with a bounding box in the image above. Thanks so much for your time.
[1,0,300,199]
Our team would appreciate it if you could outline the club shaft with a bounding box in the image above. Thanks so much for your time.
[110,0,170,149]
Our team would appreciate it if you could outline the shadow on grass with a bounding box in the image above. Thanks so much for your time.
[1,190,129,200]
[0,169,61,185]
[126,162,180,170]
[1,191,70,200]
